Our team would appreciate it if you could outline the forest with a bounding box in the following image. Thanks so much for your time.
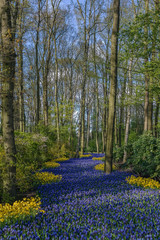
[0,0,160,239]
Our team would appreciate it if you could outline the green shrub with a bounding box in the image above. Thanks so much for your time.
[128,133,160,179]
[86,139,97,153]
[15,132,49,193]
[113,145,124,162]
[35,122,57,142]
[16,164,36,193]
[48,143,72,159]
[15,132,48,167]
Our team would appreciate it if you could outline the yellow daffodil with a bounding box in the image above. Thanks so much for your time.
[94,163,117,171]
[126,175,160,189]
[34,172,62,185]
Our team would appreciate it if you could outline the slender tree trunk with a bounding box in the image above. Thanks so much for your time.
[93,6,99,154]
[19,38,24,132]
[144,70,149,132]
[105,0,120,174]
[132,0,136,16]
[69,65,73,151]
[123,105,131,163]
[153,1,160,137]
[102,67,106,153]
[86,104,90,149]
[86,73,91,151]
[144,0,149,131]
[148,0,158,132]
[80,85,86,154]
[43,73,48,126]
[103,34,110,153]
[43,0,55,127]
[154,99,159,138]
[123,59,132,163]
[54,37,60,143]
[75,112,81,158]
[148,97,153,132]
[115,114,118,145]
[80,29,89,154]
[1,0,18,203]
[95,70,99,153]
[18,3,24,132]
[43,29,52,127]
[118,70,127,147]
[35,0,40,126]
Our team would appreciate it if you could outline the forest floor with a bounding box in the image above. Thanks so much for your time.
[1,154,160,239]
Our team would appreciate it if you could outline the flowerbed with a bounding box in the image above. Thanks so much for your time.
[34,172,62,185]
[0,196,45,227]
[43,161,60,169]
[126,175,160,189]
[92,157,105,160]
[94,163,117,171]
[80,154,92,158]
[52,157,69,162]
[1,156,160,239]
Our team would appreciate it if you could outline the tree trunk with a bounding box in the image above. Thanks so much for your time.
[19,37,24,132]
[115,114,118,145]
[93,5,99,154]
[35,0,40,126]
[86,104,90,149]
[153,1,160,137]
[43,73,48,126]
[118,69,127,147]
[43,0,54,127]
[123,59,132,163]
[69,65,73,151]
[148,99,153,132]
[54,37,60,143]
[75,112,81,158]
[80,27,89,155]
[18,2,25,132]
[123,105,131,163]
[144,0,149,131]
[148,0,158,133]
[102,34,110,153]
[154,99,159,138]
[102,74,107,152]
[80,86,86,154]
[1,0,18,203]
[105,0,120,174]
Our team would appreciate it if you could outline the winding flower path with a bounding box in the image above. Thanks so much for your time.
[1,154,160,239]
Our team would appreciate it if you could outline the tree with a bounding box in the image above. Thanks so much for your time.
[76,0,91,154]
[123,59,132,163]
[35,0,41,126]
[17,0,26,132]
[105,0,120,174]
[0,0,18,203]
[144,0,149,131]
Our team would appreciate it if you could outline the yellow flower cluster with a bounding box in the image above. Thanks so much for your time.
[92,157,105,160]
[34,172,62,185]
[126,175,160,189]
[94,163,117,171]
[52,158,69,162]
[44,161,60,168]
[0,196,45,224]
[93,152,103,154]
[80,154,92,158]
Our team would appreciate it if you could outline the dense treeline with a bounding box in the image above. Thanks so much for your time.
[0,0,160,203]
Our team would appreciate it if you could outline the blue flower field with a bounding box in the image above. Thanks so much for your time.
[0,154,160,240]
